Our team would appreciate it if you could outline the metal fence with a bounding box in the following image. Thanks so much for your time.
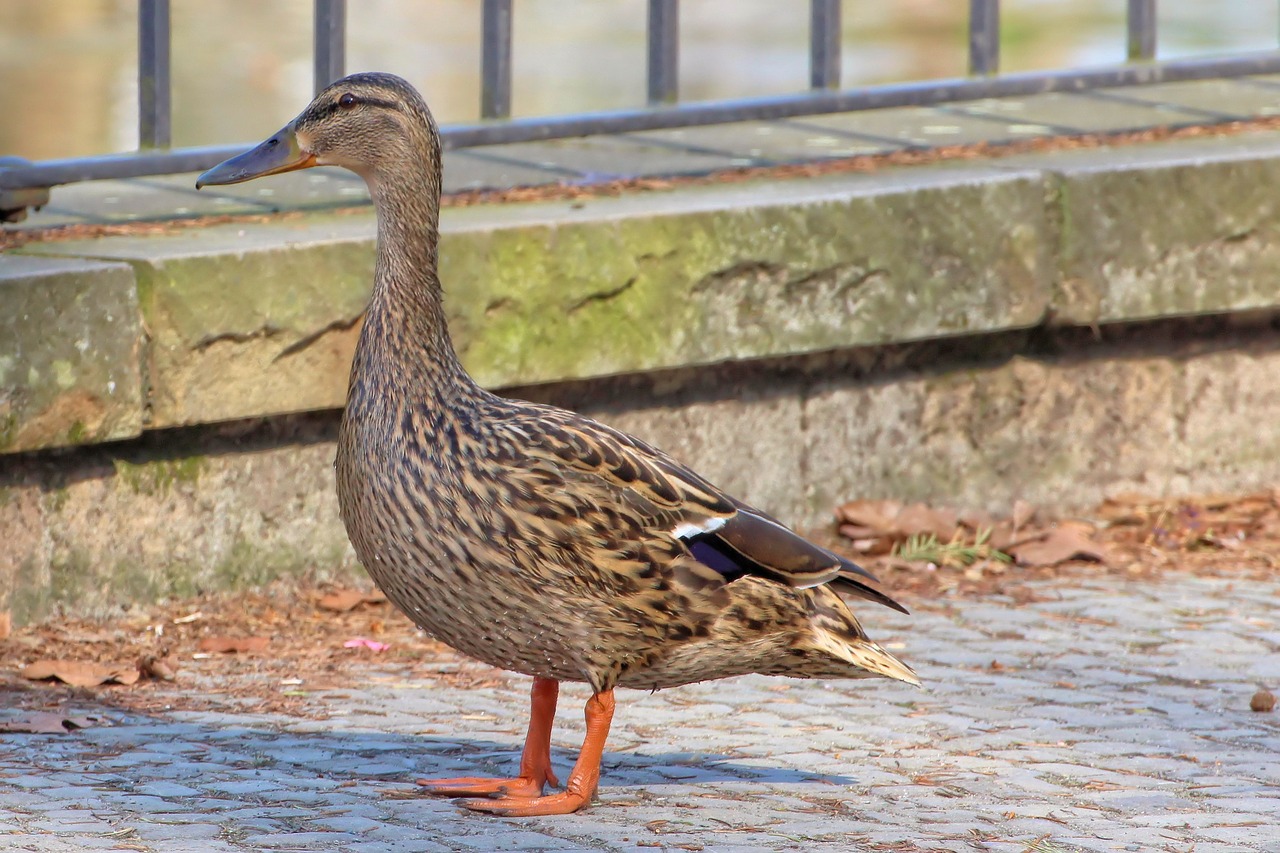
[4,0,1280,220]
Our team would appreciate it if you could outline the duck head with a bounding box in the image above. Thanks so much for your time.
[196,72,440,191]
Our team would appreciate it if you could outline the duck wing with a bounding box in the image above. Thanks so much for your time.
[498,407,907,615]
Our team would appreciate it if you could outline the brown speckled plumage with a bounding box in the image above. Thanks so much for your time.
[199,72,916,815]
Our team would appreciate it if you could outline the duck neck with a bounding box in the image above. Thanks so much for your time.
[365,158,473,396]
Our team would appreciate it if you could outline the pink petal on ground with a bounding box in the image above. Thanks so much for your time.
[343,637,390,652]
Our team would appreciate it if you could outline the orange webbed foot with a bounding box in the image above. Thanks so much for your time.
[417,678,561,802]
[459,789,590,816]
[422,682,614,818]
[416,772,556,800]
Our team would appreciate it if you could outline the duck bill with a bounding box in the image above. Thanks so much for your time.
[196,126,315,188]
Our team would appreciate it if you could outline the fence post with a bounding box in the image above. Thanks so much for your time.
[969,0,999,76]
[482,0,513,118]
[314,0,346,93]
[1128,0,1157,62]
[810,0,841,90]
[138,0,171,149]
[647,0,679,105]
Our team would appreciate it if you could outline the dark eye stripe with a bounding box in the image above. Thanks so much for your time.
[307,93,404,125]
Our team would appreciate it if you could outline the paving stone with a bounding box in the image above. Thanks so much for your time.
[137,781,201,798]
[307,813,386,834]
[133,820,234,841]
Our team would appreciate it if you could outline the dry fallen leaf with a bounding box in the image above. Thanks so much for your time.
[1008,522,1113,567]
[0,610,10,640]
[139,653,180,681]
[1011,500,1037,531]
[835,499,963,551]
[21,660,140,687]
[0,712,103,734]
[318,589,388,613]
[197,636,270,654]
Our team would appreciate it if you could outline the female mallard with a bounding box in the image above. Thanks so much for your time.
[198,72,917,816]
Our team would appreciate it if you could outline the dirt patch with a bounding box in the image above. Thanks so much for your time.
[2,489,1277,720]
[0,582,502,720]
[820,489,1280,603]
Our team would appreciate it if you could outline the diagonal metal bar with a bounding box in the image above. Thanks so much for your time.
[138,0,171,149]
[647,0,679,105]
[810,0,841,90]
[1128,0,1157,62]
[314,0,346,93]
[481,0,514,118]
[969,0,1000,76]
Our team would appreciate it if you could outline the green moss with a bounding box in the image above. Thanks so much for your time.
[139,238,372,350]
[113,455,208,496]
[48,549,94,605]
[111,560,164,604]
[66,420,88,444]
[0,413,16,452]
[9,565,51,627]
[5,534,359,629]
[212,539,303,590]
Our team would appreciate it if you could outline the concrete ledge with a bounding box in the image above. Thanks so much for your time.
[22,222,374,428]
[17,165,1051,429]
[7,131,1280,447]
[0,255,142,452]
[1039,138,1280,323]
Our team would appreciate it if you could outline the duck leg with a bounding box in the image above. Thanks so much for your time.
[462,689,616,816]
[417,677,561,799]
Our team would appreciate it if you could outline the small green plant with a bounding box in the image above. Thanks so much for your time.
[892,526,1011,568]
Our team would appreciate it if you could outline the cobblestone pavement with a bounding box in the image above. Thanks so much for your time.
[2,572,1279,852]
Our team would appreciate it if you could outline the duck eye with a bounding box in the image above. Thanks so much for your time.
[338,93,358,109]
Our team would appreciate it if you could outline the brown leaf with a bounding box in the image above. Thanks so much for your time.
[1011,500,1037,531]
[1097,492,1152,520]
[896,503,959,539]
[986,520,1017,551]
[0,712,102,734]
[836,499,960,542]
[0,610,10,640]
[139,653,180,681]
[1009,523,1112,567]
[21,659,140,687]
[198,636,270,654]
[317,589,387,612]
[835,499,901,533]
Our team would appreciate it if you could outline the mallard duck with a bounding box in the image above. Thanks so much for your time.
[197,72,918,816]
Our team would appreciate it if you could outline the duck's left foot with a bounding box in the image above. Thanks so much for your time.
[459,790,590,816]
[416,773,553,799]
[418,677,562,800]
[458,689,615,818]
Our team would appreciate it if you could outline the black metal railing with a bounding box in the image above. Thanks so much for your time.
[3,0,1280,220]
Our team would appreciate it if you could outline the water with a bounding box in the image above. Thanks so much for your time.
[0,0,1276,162]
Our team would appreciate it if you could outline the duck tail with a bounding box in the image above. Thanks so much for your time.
[808,629,922,686]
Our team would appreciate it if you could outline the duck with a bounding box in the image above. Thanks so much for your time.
[197,72,918,817]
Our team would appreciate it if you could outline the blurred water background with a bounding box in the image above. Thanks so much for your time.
[1,0,1276,161]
